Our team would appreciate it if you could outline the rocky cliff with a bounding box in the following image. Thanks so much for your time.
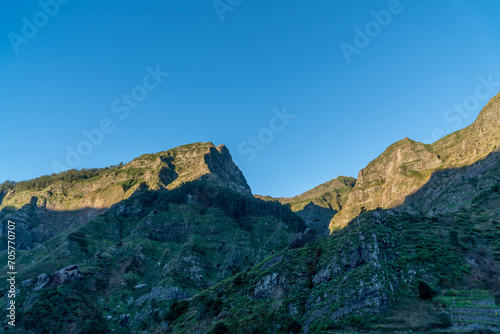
[330,92,500,230]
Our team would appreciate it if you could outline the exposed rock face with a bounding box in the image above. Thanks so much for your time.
[22,279,35,288]
[135,286,190,306]
[433,93,500,169]
[331,92,500,230]
[33,273,50,291]
[403,149,500,215]
[203,145,252,196]
[331,138,442,229]
[254,272,283,300]
[51,265,81,287]
[125,142,251,195]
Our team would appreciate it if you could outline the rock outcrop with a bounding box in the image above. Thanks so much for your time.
[51,265,81,287]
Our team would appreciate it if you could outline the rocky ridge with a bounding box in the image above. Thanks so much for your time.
[331,92,500,230]
[0,142,251,250]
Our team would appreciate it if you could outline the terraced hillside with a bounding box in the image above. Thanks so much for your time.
[438,290,500,331]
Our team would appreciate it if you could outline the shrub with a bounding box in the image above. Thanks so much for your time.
[165,300,189,322]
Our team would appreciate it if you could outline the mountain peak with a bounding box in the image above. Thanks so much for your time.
[330,91,500,230]
[1,142,251,213]
[123,142,250,195]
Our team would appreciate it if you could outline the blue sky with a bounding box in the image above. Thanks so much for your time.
[1,0,499,197]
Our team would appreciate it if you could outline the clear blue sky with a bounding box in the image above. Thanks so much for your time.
[1,0,499,197]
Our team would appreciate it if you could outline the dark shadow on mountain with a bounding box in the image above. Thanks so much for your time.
[295,202,337,237]
[1,179,306,252]
[0,198,107,251]
[401,149,500,215]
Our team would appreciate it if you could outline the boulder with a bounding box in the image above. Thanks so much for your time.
[50,264,81,287]
[33,273,50,291]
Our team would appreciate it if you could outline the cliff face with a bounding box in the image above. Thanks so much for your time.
[112,142,251,195]
[330,93,500,230]
[402,149,500,216]
[330,138,442,230]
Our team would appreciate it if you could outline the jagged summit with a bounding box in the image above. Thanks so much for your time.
[125,142,251,195]
[0,142,250,213]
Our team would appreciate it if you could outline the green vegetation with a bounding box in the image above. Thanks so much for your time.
[2,102,500,334]
[166,198,500,333]
[119,178,137,191]
[3,178,306,333]
[0,167,116,193]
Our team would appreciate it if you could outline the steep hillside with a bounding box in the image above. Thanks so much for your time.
[331,92,500,230]
[166,157,500,333]
[259,176,356,212]
[0,142,251,250]
[256,176,355,236]
[1,92,499,333]
[403,150,500,216]
[0,180,305,333]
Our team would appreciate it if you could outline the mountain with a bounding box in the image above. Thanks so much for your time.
[0,143,305,333]
[162,93,500,333]
[256,176,356,236]
[0,142,251,250]
[330,92,500,230]
[168,143,500,334]
[2,91,500,333]
[257,176,356,212]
